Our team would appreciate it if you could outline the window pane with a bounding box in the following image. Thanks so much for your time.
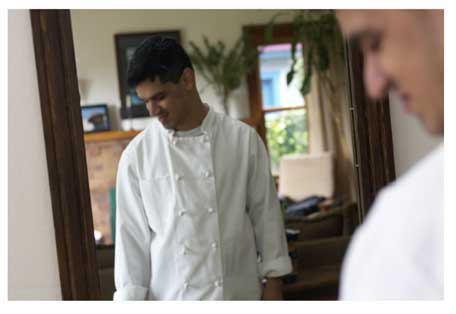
[259,43,305,109]
[265,109,308,174]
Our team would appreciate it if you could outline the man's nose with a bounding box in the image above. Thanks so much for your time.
[363,53,389,100]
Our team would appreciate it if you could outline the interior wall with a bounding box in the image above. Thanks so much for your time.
[388,92,442,176]
[8,10,62,300]
[70,9,293,130]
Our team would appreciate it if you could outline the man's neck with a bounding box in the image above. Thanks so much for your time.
[175,100,209,131]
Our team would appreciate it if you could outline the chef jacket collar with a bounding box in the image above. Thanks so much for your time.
[161,103,215,139]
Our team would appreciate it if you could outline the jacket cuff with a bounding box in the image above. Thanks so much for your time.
[260,255,293,278]
[113,285,148,300]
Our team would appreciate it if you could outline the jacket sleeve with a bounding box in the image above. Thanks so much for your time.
[113,150,152,300]
[246,130,292,278]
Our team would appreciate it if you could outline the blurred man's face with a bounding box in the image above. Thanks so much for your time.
[336,10,444,134]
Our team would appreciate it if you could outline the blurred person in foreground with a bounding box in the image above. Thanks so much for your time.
[336,10,443,300]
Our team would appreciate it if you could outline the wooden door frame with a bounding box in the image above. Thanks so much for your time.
[344,39,396,219]
[30,11,395,300]
[243,23,298,143]
[30,10,100,300]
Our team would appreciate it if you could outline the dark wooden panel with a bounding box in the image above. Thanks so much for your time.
[30,9,101,300]
[345,40,396,218]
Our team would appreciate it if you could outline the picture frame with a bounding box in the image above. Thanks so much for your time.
[81,104,111,133]
[114,31,181,119]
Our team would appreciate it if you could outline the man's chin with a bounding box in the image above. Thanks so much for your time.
[160,121,174,130]
[414,109,443,135]
[423,118,444,135]
[158,116,173,128]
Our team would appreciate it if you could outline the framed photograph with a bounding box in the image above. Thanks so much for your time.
[81,104,111,133]
[114,31,181,119]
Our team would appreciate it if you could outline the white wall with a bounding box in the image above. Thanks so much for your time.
[8,10,62,300]
[389,92,442,176]
[70,9,293,130]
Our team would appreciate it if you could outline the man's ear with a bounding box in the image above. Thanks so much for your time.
[180,68,195,91]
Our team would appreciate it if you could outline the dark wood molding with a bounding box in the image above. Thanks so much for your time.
[30,10,101,300]
[345,40,396,219]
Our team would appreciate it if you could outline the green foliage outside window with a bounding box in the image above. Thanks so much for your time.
[265,109,309,172]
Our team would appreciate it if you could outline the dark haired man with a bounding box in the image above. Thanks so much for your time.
[336,10,443,299]
[113,36,292,300]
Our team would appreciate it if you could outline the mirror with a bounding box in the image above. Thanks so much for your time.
[70,9,363,300]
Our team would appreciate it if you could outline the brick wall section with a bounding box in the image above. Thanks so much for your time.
[85,139,131,245]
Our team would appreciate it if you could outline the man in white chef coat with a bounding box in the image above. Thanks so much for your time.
[113,36,292,300]
[336,10,443,299]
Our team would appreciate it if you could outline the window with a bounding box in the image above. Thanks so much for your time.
[258,43,309,174]
[260,71,280,108]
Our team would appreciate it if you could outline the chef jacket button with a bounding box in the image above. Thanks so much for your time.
[175,174,182,181]
[178,210,186,217]
[172,139,177,145]
[204,171,211,178]
[183,281,189,289]
[211,242,218,249]
[182,248,188,255]
[207,207,214,214]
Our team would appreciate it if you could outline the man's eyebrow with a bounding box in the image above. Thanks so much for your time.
[139,91,165,102]
[347,29,381,46]
[151,91,165,99]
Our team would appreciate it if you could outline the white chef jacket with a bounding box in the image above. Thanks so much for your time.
[340,143,443,300]
[113,106,292,300]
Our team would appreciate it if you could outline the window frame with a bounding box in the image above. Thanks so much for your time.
[243,24,310,155]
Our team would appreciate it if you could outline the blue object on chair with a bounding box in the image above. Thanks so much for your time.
[286,195,326,217]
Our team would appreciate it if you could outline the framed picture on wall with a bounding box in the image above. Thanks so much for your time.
[81,104,111,133]
[114,31,181,119]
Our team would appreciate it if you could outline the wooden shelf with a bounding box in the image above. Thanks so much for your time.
[83,116,258,143]
[84,130,142,143]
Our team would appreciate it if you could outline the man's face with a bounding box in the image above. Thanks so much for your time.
[135,69,193,130]
[336,10,444,134]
